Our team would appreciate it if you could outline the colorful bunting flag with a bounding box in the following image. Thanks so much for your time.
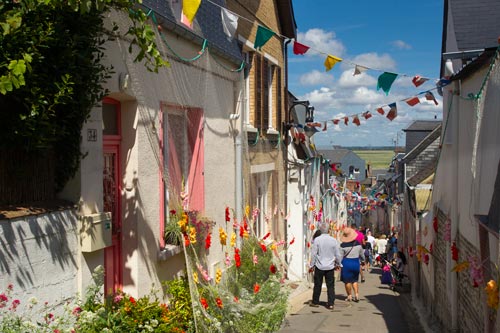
[182,0,201,25]
[412,75,428,87]
[386,102,397,121]
[344,116,348,125]
[425,91,438,105]
[293,41,310,55]
[352,116,360,126]
[322,121,328,131]
[377,107,385,115]
[254,26,275,50]
[332,119,340,125]
[377,72,398,95]
[405,96,420,106]
[324,55,342,72]
[363,111,372,119]
[353,65,369,76]
[221,8,238,38]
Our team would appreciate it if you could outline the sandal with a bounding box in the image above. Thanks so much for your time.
[345,296,352,302]
[326,304,334,310]
[353,295,360,302]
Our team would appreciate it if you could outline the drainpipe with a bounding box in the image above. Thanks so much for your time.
[235,72,245,248]
[283,38,292,275]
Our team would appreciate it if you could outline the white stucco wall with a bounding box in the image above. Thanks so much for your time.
[0,210,79,314]
[76,10,243,297]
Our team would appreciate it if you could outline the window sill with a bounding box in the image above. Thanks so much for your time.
[158,244,183,261]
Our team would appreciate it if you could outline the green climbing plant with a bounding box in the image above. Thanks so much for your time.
[0,0,169,196]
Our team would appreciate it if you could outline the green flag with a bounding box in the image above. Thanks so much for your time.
[377,72,398,95]
[254,26,275,50]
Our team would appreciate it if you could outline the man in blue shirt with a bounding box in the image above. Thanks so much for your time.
[309,223,343,310]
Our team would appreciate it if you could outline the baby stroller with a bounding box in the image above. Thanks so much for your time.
[380,254,408,291]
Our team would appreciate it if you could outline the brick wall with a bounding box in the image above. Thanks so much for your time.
[433,208,452,329]
[456,232,484,333]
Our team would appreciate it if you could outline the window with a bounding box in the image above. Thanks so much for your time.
[162,105,205,218]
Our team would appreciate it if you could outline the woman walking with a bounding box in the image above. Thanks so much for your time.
[340,225,365,302]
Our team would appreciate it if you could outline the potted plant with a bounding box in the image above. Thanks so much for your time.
[164,209,183,246]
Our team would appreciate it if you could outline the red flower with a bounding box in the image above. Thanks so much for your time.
[200,297,209,309]
[239,226,244,238]
[129,296,136,304]
[234,248,241,268]
[169,209,176,215]
[262,232,271,240]
[429,243,433,253]
[225,207,231,223]
[307,242,310,248]
[451,242,459,261]
[253,283,260,294]
[184,234,190,247]
[259,243,267,252]
[205,233,211,250]
[289,237,295,245]
[216,297,223,308]
[233,296,239,302]
[270,264,277,274]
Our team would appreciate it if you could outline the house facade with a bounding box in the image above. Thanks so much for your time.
[400,0,500,331]
[318,148,366,182]
[1,0,249,306]
[227,0,296,243]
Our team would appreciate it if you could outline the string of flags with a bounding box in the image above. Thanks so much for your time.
[188,0,443,96]
[180,0,452,127]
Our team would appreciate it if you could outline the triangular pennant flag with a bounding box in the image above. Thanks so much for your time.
[182,0,201,25]
[363,111,372,120]
[405,96,420,106]
[293,41,310,55]
[344,116,349,125]
[412,75,428,87]
[377,107,385,115]
[353,65,369,76]
[332,119,340,125]
[425,91,438,105]
[324,55,342,72]
[377,72,398,95]
[386,102,397,121]
[352,116,361,126]
[221,8,238,38]
[322,121,328,131]
[254,26,275,50]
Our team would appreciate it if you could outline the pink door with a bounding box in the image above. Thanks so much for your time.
[102,98,122,294]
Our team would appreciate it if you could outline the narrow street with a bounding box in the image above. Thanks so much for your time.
[279,266,426,333]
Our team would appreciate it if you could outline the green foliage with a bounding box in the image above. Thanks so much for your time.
[163,277,195,330]
[353,150,395,170]
[0,0,168,193]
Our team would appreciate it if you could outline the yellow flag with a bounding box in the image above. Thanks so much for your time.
[183,0,201,24]
[324,55,342,72]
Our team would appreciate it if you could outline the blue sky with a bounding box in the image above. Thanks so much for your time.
[289,0,444,148]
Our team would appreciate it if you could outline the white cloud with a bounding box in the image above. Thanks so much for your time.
[338,70,377,88]
[347,53,397,72]
[299,70,334,86]
[297,28,346,57]
[391,40,412,50]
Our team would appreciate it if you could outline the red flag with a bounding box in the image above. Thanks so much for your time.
[412,75,428,87]
[363,111,372,119]
[322,121,327,131]
[352,116,361,126]
[344,116,349,125]
[377,107,385,115]
[386,103,397,121]
[293,41,310,55]
[425,91,438,105]
[405,96,420,106]
[333,119,340,125]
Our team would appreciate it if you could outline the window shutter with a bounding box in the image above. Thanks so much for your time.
[262,58,269,130]
[254,53,262,129]
[276,67,282,132]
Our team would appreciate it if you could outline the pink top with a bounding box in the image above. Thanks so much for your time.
[355,230,364,244]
